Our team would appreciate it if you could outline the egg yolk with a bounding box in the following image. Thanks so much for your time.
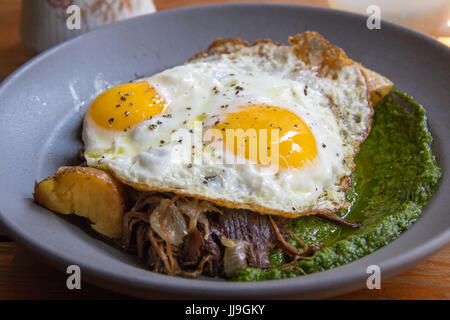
[86,81,166,132]
[211,104,317,169]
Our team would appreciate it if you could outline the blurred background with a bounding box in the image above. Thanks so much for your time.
[0,0,449,77]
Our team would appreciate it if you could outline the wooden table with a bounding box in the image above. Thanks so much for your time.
[0,0,449,300]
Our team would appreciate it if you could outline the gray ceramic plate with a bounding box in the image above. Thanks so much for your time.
[0,3,449,299]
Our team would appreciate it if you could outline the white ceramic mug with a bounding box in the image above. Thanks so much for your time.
[21,0,156,52]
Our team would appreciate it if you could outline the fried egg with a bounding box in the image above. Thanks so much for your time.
[83,32,373,218]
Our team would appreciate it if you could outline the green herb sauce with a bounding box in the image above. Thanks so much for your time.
[230,89,442,281]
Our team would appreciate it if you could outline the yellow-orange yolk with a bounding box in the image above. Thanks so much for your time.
[211,104,317,169]
[86,81,166,132]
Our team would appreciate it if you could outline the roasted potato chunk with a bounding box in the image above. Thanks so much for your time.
[360,66,394,106]
[34,166,127,239]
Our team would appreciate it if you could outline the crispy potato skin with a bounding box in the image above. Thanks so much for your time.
[34,166,127,239]
[360,66,393,106]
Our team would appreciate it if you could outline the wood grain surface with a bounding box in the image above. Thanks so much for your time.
[0,0,448,300]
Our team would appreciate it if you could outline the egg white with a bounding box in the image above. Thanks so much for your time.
[83,42,371,216]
